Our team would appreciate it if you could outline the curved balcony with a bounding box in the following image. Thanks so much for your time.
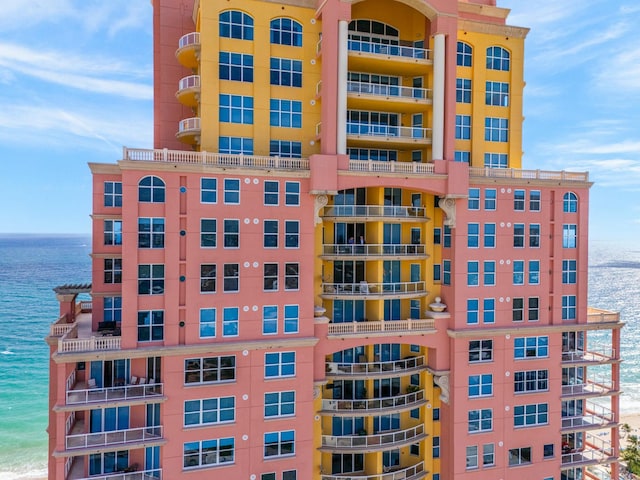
[326,319,436,338]
[321,424,426,453]
[322,205,427,221]
[321,281,427,300]
[176,117,201,145]
[321,461,427,480]
[347,122,432,148]
[348,36,432,76]
[347,81,432,113]
[326,356,425,379]
[176,75,200,107]
[322,243,427,260]
[321,390,425,416]
[176,32,200,68]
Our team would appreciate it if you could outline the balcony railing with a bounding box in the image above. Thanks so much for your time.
[348,159,435,175]
[348,37,431,60]
[66,383,164,405]
[321,461,426,480]
[347,122,431,141]
[322,205,426,218]
[321,424,425,451]
[321,390,425,414]
[562,403,616,431]
[469,166,589,183]
[561,433,615,467]
[178,32,200,49]
[347,81,431,101]
[177,74,200,92]
[562,346,617,363]
[323,244,426,257]
[74,470,162,480]
[587,308,620,323]
[66,426,163,451]
[50,314,73,337]
[562,376,616,397]
[322,281,426,296]
[177,117,201,134]
[327,319,436,336]
[327,356,425,376]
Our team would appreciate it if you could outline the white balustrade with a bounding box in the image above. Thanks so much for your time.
[328,319,435,336]
[327,356,425,375]
[66,383,163,405]
[321,390,425,413]
[66,426,163,450]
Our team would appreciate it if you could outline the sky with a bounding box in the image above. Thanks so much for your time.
[0,0,639,246]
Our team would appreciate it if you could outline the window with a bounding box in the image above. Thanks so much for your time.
[264,430,294,458]
[183,437,234,468]
[468,223,479,247]
[270,57,302,87]
[443,226,451,247]
[433,264,441,282]
[223,264,239,292]
[224,219,239,248]
[200,308,216,338]
[138,218,164,248]
[484,223,496,248]
[200,264,216,293]
[138,176,165,203]
[285,220,299,248]
[219,94,253,124]
[508,447,531,466]
[270,18,302,46]
[433,437,440,458]
[219,10,253,40]
[410,443,420,456]
[563,192,578,213]
[467,299,479,325]
[270,99,302,128]
[485,117,508,142]
[469,374,493,397]
[443,260,451,285]
[513,297,524,322]
[457,41,472,66]
[138,264,164,295]
[468,188,480,210]
[513,223,525,247]
[264,391,295,417]
[201,219,217,248]
[219,52,253,82]
[544,443,554,459]
[104,258,122,284]
[483,261,495,286]
[201,178,217,203]
[285,182,300,206]
[514,369,548,393]
[529,260,540,284]
[486,46,510,71]
[455,151,470,163]
[563,224,577,248]
[103,296,122,323]
[265,352,295,378]
[466,445,478,469]
[264,263,278,291]
[104,181,122,207]
[285,263,299,290]
[483,298,495,323]
[219,135,252,153]
[467,261,479,286]
[184,397,235,426]
[184,356,235,384]
[104,220,122,246]
[456,78,471,103]
[514,403,548,427]
[514,189,525,211]
[529,190,541,211]
[484,153,507,168]
[270,140,302,158]
[562,295,576,320]
[483,443,495,466]
[529,224,540,247]
[223,179,240,204]
[562,260,577,284]
[223,307,239,337]
[456,114,471,139]
[433,408,440,421]
[484,189,496,210]
[434,227,441,245]
[284,305,299,333]
[513,260,524,285]
[263,305,278,335]
[528,297,539,321]
[468,409,492,433]
[469,340,493,362]
[485,81,509,106]
[137,310,164,342]
[514,336,548,358]
[264,181,279,205]
[264,220,278,248]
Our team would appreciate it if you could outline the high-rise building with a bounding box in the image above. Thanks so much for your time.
[46,1,623,479]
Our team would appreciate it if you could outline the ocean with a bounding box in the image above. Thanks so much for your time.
[0,235,638,479]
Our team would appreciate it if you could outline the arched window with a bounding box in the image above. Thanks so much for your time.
[349,19,398,41]
[139,176,165,203]
[457,41,472,67]
[219,10,254,40]
[270,18,302,46]
[563,192,578,213]
[486,46,510,71]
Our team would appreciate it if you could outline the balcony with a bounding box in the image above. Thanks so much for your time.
[322,243,427,260]
[561,402,617,432]
[176,75,200,107]
[56,314,121,355]
[321,281,427,300]
[327,319,436,337]
[322,205,427,221]
[65,425,164,454]
[321,461,427,480]
[348,159,436,175]
[321,390,426,416]
[65,382,164,407]
[347,81,431,113]
[587,307,621,324]
[70,469,162,480]
[561,376,617,398]
[469,166,589,184]
[326,356,426,378]
[346,122,431,148]
[321,424,426,453]
[175,32,200,69]
[562,346,618,364]
[348,37,432,76]
[561,433,616,467]
[176,117,201,145]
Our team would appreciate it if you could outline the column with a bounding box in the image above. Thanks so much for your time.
[432,33,445,161]
[337,20,348,155]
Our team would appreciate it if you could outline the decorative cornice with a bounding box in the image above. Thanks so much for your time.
[458,19,529,39]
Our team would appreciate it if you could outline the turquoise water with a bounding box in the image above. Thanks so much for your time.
[0,235,638,478]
